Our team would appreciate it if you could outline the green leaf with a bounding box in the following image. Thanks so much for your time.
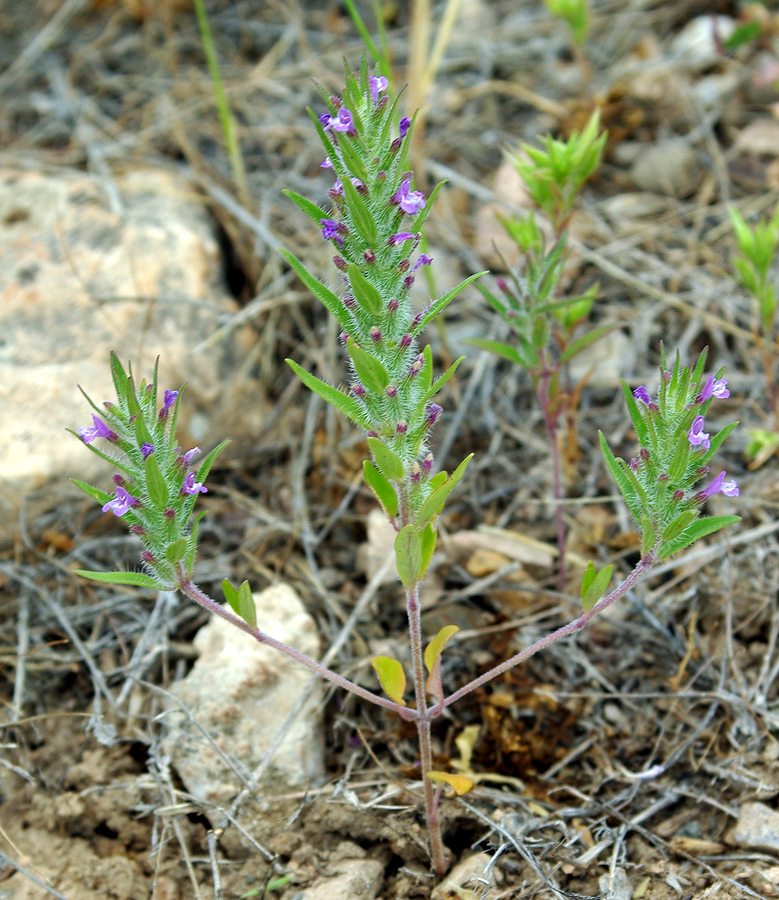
[417,454,473,525]
[559,323,615,363]
[412,272,487,334]
[395,525,422,588]
[698,421,739,468]
[195,439,231,484]
[282,189,329,226]
[581,563,613,612]
[341,175,376,244]
[425,356,464,403]
[165,538,188,565]
[71,478,111,506]
[74,569,161,589]
[281,249,352,330]
[621,381,649,448]
[411,179,445,232]
[223,579,257,627]
[419,523,437,579]
[659,515,741,559]
[347,264,382,317]
[367,437,404,480]
[346,338,389,393]
[109,351,129,404]
[184,511,205,575]
[145,455,169,508]
[466,338,528,367]
[363,460,399,519]
[424,624,460,675]
[599,431,642,521]
[286,359,370,429]
[370,655,406,705]
[661,509,698,543]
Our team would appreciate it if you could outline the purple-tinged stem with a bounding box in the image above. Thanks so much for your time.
[440,551,656,710]
[537,363,566,591]
[405,581,448,876]
[177,573,415,720]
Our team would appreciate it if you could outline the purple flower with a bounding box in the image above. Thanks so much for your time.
[320,218,346,245]
[160,389,179,420]
[179,447,200,467]
[324,107,356,135]
[688,415,710,450]
[79,414,117,444]
[414,253,433,271]
[696,375,730,404]
[392,177,425,215]
[181,471,207,496]
[698,470,740,499]
[633,386,652,405]
[399,117,411,138]
[425,403,443,427]
[388,232,417,245]
[102,486,138,517]
[320,157,333,169]
[140,442,154,459]
[369,75,388,105]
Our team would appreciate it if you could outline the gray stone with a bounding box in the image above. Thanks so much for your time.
[162,583,324,806]
[294,858,384,900]
[728,801,779,853]
[0,167,260,546]
[630,140,702,198]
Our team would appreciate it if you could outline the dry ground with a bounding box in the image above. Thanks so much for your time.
[1,1,778,897]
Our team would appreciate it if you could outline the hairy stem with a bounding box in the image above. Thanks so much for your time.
[406,581,448,876]
[177,573,414,720]
[538,364,566,591]
[441,551,656,710]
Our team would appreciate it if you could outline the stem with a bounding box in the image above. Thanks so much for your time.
[441,551,656,710]
[538,364,566,590]
[406,580,448,876]
[177,574,415,720]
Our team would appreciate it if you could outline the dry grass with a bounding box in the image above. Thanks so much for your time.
[1,1,777,897]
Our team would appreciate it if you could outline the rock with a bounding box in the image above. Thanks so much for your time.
[356,510,399,587]
[598,867,631,900]
[0,166,260,547]
[431,852,497,898]
[630,139,702,198]
[728,801,779,852]
[669,16,736,68]
[295,858,384,899]
[567,329,632,388]
[162,583,324,806]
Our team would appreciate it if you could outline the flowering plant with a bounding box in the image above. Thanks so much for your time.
[72,67,740,878]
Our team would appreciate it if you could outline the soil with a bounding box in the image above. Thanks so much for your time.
[2,1,779,898]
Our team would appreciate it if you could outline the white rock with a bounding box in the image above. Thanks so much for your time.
[0,167,259,546]
[162,583,324,805]
[630,139,702,198]
[669,16,736,68]
[568,329,631,389]
[356,508,398,586]
[432,852,497,898]
[295,858,384,899]
[728,801,779,852]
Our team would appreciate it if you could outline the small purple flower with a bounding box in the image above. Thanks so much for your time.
[325,107,356,136]
[414,253,433,271]
[79,414,117,444]
[320,218,345,241]
[102,486,138,517]
[696,375,730,404]
[181,471,207,496]
[392,177,426,215]
[369,75,388,105]
[421,453,433,475]
[179,447,200,467]
[388,232,417,245]
[633,386,652,405]
[396,421,408,434]
[399,117,411,138]
[160,389,179,420]
[320,157,333,169]
[140,443,154,459]
[688,415,710,450]
[698,470,740,499]
[425,403,443,427]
